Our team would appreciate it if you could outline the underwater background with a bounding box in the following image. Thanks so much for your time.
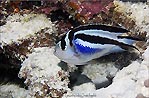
[0,0,149,98]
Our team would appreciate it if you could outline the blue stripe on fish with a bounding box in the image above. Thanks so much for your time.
[73,40,103,54]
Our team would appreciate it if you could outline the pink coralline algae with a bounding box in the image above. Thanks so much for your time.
[67,0,114,22]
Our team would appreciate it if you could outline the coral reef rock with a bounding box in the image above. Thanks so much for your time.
[95,46,149,98]
[19,47,70,98]
[0,14,53,45]
[0,13,56,67]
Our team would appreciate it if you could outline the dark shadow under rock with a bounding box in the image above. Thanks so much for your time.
[58,61,70,71]
[0,53,26,88]
[0,67,26,88]
[0,53,21,69]
[73,74,92,87]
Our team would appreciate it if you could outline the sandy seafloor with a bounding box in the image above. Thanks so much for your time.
[0,0,149,98]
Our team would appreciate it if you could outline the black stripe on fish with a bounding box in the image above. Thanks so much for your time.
[68,30,74,46]
[60,34,67,50]
[75,34,139,51]
[68,24,129,46]
[117,35,146,41]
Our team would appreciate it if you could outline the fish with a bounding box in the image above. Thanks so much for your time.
[54,24,141,65]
